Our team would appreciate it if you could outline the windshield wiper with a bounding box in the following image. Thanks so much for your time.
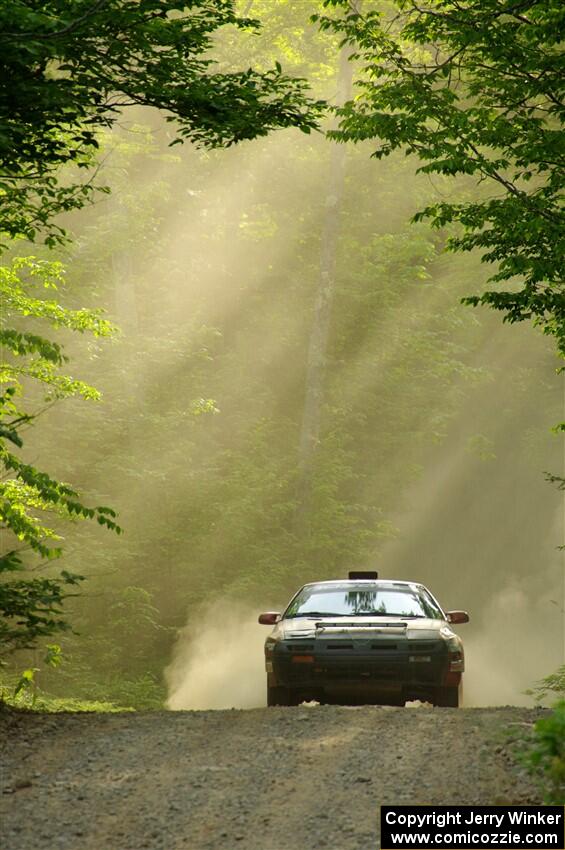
[285,611,343,619]
[286,611,427,619]
[354,612,426,618]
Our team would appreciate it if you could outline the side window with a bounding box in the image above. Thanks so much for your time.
[285,590,308,617]
[420,589,443,619]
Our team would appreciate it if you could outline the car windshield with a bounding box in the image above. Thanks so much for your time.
[284,584,443,620]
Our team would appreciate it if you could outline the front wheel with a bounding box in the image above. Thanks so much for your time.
[435,683,462,708]
[267,684,293,706]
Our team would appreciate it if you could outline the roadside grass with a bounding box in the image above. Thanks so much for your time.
[0,672,134,713]
[520,701,565,805]
[519,666,565,803]
[0,667,166,712]
[499,700,565,805]
[0,688,132,713]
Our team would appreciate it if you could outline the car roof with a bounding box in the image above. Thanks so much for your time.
[299,579,424,590]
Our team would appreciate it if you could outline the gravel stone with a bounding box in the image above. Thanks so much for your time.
[0,705,546,850]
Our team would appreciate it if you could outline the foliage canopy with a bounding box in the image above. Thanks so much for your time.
[0,257,120,656]
[317,0,565,353]
[0,0,323,247]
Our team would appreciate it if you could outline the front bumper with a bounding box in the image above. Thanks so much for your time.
[267,635,458,701]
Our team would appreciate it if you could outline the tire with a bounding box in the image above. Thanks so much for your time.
[435,684,461,707]
[267,684,292,706]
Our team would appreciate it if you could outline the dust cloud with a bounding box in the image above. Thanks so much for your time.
[462,580,563,707]
[165,602,269,710]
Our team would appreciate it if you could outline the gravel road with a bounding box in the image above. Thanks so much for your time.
[0,705,546,850]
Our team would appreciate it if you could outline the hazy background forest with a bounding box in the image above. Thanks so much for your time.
[2,0,563,711]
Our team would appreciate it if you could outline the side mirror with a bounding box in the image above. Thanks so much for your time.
[446,610,469,625]
[258,612,280,625]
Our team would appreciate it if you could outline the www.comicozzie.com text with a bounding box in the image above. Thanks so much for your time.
[387,830,559,846]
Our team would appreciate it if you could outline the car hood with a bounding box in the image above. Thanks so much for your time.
[275,615,452,640]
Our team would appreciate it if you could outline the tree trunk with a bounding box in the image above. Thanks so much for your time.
[296,45,354,522]
[111,199,140,440]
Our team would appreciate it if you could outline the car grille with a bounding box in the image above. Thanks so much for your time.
[275,638,446,685]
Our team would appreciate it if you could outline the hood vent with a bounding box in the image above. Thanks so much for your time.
[315,621,407,635]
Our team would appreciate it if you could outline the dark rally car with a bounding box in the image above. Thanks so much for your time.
[258,572,469,707]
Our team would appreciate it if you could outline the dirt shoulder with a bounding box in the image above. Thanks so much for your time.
[0,705,546,850]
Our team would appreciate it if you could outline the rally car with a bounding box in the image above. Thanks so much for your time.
[258,572,468,707]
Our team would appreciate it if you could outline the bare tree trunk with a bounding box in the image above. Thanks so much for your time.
[296,45,354,522]
[110,199,140,438]
[112,248,138,338]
